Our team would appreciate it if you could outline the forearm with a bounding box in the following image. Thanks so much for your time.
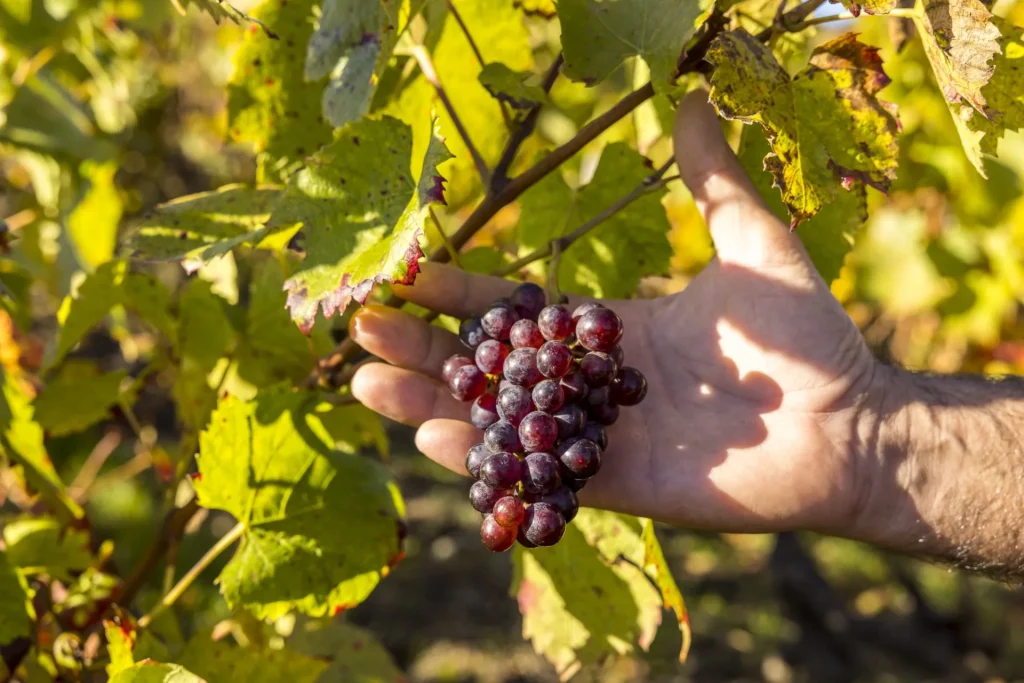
[851,365,1024,580]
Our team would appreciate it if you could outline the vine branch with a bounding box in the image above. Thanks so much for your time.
[494,159,677,278]
[410,45,490,185]
[756,0,827,40]
[117,498,201,607]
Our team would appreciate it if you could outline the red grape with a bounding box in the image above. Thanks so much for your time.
[459,317,489,349]
[523,503,566,546]
[576,307,623,352]
[581,352,616,387]
[591,401,620,425]
[517,525,537,548]
[471,393,499,429]
[493,495,525,528]
[504,348,543,387]
[532,379,565,413]
[481,305,518,340]
[560,373,589,402]
[510,282,546,320]
[571,301,604,323]
[557,437,601,478]
[609,345,625,367]
[586,386,609,408]
[442,354,474,384]
[481,514,516,552]
[484,420,522,454]
[475,339,510,375]
[519,411,558,453]
[497,385,534,426]
[581,421,608,450]
[465,443,489,478]
[562,473,587,492]
[449,365,486,401]
[522,452,561,496]
[538,486,579,522]
[480,451,525,489]
[538,305,573,341]
[509,319,545,349]
[552,403,585,440]
[537,341,573,378]
[469,481,508,513]
[610,366,648,406]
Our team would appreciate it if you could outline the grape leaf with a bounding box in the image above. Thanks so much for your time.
[478,63,546,109]
[512,511,689,676]
[305,0,406,128]
[945,17,1024,175]
[177,0,273,32]
[227,0,332,167]
[0,369,83,520]
[0,551,33,645]
[68,161,122,270]
[514,0,556,17]
[289,619,404,683]
[173,280,234,430]
[125,185,284,273]
[707,30,900,223]
[50,260,175,368]
[33,363,129,437]
[737,124,867,284]
[558,0,704,90]
[268,116,452,332]
[235,258,331,387]
[385,0,532,205]
[109,662,204,683]
[193,391,405,619]
[176,633,327,683]
[915,0,1000,114]
[517,142,671,298]
[3,517,93,581]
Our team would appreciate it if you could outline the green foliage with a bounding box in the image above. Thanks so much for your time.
[194,391,404,619]
[3,0,1024,679]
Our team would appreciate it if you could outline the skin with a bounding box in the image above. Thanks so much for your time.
[350,91,1024,580]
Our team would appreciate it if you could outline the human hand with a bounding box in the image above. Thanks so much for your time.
[349,91,886,537]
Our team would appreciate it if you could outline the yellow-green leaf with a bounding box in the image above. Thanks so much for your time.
[512,511,688,677]
[738,124,867,284]
[289,619,405,683]
[68,161,122,270]
[269,116,452,332]
[173,280,234,431]
[33,362,129,437]
[514,0,555,17]
[125,185,284,272]
[227,0,332,167]
[835,0,898,15]
[947,17,1024,174]
[109,661,204,683]
[915,0,1000,114]
[478,63,546,110]
[707,30,900,223]
[193,391,405,619]
[3,517,93,581]
[558,0,704,91]
[103,619,136,677]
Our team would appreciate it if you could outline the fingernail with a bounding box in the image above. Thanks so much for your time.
[349,304,402,339]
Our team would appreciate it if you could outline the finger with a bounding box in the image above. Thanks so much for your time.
[349,305,466,380]
[392,262,518,319]
[414,419,483,476]
[674,89,807,269]
[351,363,469,426]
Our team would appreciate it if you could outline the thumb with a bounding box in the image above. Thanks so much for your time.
[673,89,804,268]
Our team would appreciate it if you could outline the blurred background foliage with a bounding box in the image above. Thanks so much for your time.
[2,0,1024,681]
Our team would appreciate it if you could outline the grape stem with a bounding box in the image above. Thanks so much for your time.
[430,206,463,269]
[756,0,827,40]
[546,238,564,304]
[409,44,491,185]
[137,521,245,630]
[493,160,678,278]
[790,7,919,29]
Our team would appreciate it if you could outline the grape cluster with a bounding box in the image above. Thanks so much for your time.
[444,282,648,552]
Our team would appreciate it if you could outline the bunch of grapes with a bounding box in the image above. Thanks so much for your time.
[443,282,648,552]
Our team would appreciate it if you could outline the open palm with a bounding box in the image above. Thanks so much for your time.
[350,92,883,535]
